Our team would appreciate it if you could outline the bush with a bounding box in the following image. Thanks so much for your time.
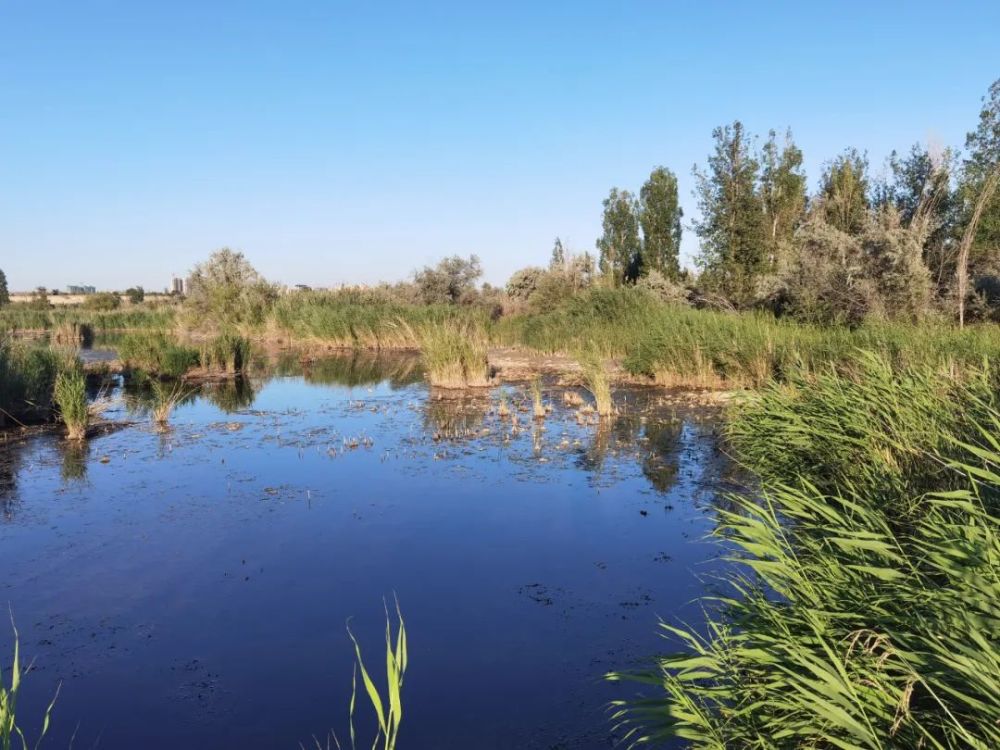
[82,292,122,311]
[184,248,278,328]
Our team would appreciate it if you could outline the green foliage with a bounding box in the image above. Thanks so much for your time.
[53,362,88,440]
[639,167,683,280]
[505,266,545,300]
[82,292,122,311]
[1,625,58,750]
[820,148,870,235]
[117,333,198,378]
[693,121,768,304]
[962,77,1000,272]
[199,333,252,373]
[759,129,807,269]
[0,306,174,334]
[184,248,278,328]
[0,270,8,308]
[0,341,60,426]
[412,255,482,305]
[408,320,490,388]
[610,356,1000,749]
[125,286,145,304]
[597,188,641,285]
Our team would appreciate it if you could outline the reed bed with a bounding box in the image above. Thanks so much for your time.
[53,364,88,440]
[117,333,199,378]
[579,353,613,417]
[404,320,490,388]
[609,354,1000,749]
[199,333,253,374]
[0,340,60,427]
[0,306,175,334]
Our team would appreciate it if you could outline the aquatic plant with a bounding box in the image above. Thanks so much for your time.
[53,364,88,440]
[151,380,190,428]
[497,388,510,418]
[609,355,1000,749]
[199,332,252,374]
[530,378,546,419]
[406,320,490,388]
[117,333,198,378]
[1,625,58,750]
[579,353,613,417]
[0,341,59,427]
[51,322,93,347]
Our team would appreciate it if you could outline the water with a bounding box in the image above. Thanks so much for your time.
[0,352,734,749]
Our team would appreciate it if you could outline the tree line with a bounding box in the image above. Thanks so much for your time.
[593,77,1000,325]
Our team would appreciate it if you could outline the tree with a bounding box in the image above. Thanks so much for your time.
[126,286,145,304]
[759,129,807,270]
[185,248,278,327]
[819,149,870,235]
[639,167,683,280]
[597,188,641,285]
[692,121,767,304]
[506,266,545,300]
[0,269,8,307]
[413,255,482,304]
[959,78,1000,275]
[549,238,566,270]
[877,144,958,290]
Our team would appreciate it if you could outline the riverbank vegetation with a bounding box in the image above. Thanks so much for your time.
[609,355,1000,748]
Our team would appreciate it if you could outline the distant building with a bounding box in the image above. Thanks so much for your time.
[171,277,184,295]
[67,285,96,294]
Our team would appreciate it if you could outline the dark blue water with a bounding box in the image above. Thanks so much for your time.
[0,354,732,749]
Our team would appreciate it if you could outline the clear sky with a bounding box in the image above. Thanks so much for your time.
[1,1,998,292]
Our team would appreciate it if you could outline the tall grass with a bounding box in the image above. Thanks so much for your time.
[405,321,490,388]
[1,625,58,750]
[609,355,1000,748]
[199,333,252,374]
[0,341,59,427]
[117,333,199,378]
[0,305,174,334]
[53,364,88,440]
[579,353,613,417]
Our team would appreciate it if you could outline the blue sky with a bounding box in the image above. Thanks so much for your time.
[1,1,998,292]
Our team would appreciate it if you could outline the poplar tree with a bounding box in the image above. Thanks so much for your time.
[596,188,641,286]
[0,269,8,307]
[960,78,1000,272]
[820,149,870,235]
[639,167,683,280]
[692,121,767,304]
[759,129,807,269]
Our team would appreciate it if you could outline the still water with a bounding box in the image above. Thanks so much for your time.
[0,352,734,749]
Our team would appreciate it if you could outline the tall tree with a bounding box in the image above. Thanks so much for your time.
[0,269,8,307]
[639,167,683,280]
[596,188,641,286]
[960,77,1000,274]
[759,129,807,270]
[549,237,566,270]
[819,149,870,235]
[879,144,958,289]
[692,121,767,304]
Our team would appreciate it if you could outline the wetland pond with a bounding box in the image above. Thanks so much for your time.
[0,351,736,749]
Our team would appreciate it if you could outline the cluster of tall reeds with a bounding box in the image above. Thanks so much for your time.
[0,340,60,427]
[199,332,252,374]
[404,320,490,388]
[609,353,1000,748]
[0,306,174,335]
[117,333,199,378]
[578,351,613,417]
[53,362,88,440]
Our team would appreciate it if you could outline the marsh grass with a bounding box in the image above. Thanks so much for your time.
[51,322,93,347]
[1,624,58,750]
[117,333,199,378]
[530,378,546,419]
[151,380,191,428]
[404,321,490,388]
[497,388,510,418]
[199,333,252,374]
[579,353,613,417]
[0,341,59,427]
[609,354,1000,749]
[53,364,88,440]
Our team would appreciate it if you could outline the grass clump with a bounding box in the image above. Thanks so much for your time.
[579,353,613,417]
[609,355,1000,749]
[0,341,59,427]
[199,332,252,374]
[407,321,490,388]
[53,363,88,440]
[530,378,546,419]
[117,333,198,378]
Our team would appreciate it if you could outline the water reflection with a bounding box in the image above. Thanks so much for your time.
[424,391,489,439]
[277,350,423,389]
[200,377,258,413]
[60,439,90,483]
